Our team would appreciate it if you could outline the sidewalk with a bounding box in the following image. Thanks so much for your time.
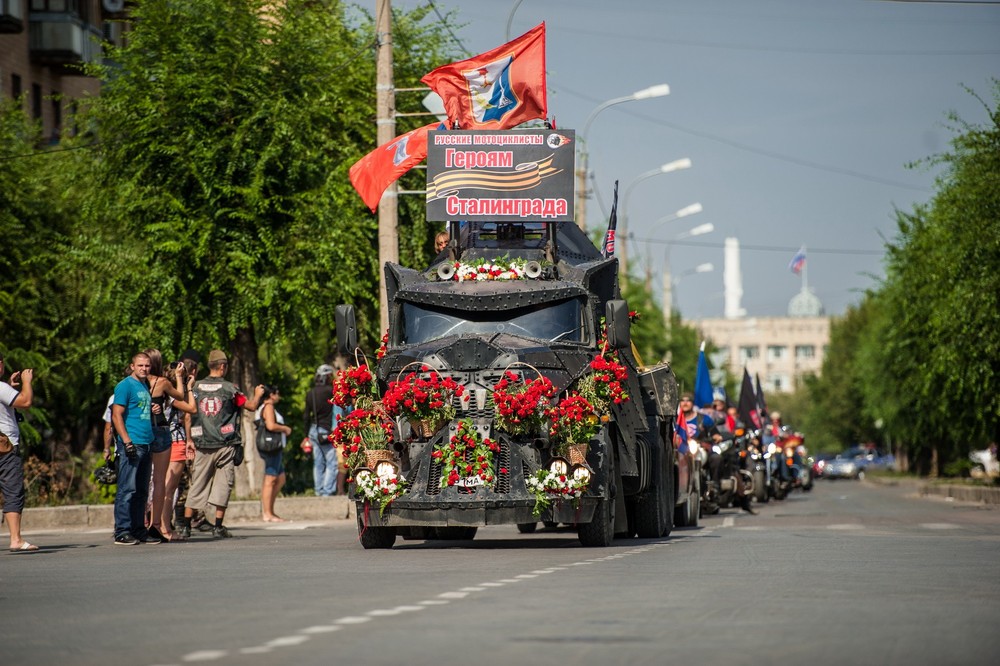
[19,495,355,532]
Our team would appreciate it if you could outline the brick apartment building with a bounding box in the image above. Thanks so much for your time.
[0,0,126,140]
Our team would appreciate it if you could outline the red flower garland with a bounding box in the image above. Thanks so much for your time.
[431,418,500,488]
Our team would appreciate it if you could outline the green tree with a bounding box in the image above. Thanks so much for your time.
[74,0,451,385]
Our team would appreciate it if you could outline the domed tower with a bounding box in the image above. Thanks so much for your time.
[788,286,824,317]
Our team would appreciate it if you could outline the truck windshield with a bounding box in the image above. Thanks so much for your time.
[401,298,586,345]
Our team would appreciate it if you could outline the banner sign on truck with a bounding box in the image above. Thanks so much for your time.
[425,129,576,223]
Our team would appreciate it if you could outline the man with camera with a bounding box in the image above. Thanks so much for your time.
[179,349,264,539]
[0,352,37,552]
[110,351,158,545]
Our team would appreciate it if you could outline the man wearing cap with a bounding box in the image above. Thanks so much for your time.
[302,364,341,496]
[181,349,264,538]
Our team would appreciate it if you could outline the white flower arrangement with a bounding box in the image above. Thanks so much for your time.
[525,469,588,517]
[354,469,408,517]
[451,257,529,282]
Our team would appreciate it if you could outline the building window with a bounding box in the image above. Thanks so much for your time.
[739,345,760,362]
[31,1,80,12]
[51,94,61,141]
[31,83,42,119]
[795,345,816,359]
[767,345,787,361]
[11,73,21,100]
[767,374,790,392]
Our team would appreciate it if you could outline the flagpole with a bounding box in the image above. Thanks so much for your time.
[801,244,809,294]
[376,0,398,331]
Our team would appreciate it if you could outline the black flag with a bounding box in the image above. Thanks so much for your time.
[755,373,769,420]
[601,180,619,258]
[738,369,761,429]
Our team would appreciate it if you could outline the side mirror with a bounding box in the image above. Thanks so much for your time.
[335,305,358,356]
[605,299,630,350]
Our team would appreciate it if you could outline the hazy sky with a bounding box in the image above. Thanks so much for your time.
[389,0,999,319]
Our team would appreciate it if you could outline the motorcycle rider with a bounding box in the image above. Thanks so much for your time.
[681,394,755,514]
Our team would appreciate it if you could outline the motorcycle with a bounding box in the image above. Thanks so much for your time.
[700,428,755,515]
[745,430,770,504]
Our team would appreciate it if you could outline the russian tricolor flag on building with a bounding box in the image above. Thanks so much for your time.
[789,245,806,275]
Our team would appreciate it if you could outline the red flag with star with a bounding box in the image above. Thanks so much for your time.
[349,121,441,212]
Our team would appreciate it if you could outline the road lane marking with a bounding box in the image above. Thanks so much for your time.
[334,616,373,624]
[722,517,735,528]
[265,636,310,647]
[182,650,228,661]
[300,625,341,634]
[828,524,865,530]
[438,591,470,598]
[418,599,450,605]
[920,523,960,530]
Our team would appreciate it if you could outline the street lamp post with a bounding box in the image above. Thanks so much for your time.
[619,158,691,280]
[659,220,713,325]
[576,83,670,231]
[663,262,713,326]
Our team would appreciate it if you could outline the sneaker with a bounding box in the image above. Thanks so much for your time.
[114,534,139,546]
[178,523,191,540]
[197,521,215,533]
[212,525,232,539]
[146,525,167,543]
[138,531,163,544]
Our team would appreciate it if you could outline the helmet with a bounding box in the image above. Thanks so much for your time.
[315,364,335,378]
[94,459,117,486]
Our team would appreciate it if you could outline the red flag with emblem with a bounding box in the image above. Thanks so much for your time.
[421,23,547,130]
[349,121,441,212]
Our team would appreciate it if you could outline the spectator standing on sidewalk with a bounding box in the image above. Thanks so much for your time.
[302,364,340,496]
[256,385,291,522]
[111,352,158,545]
[181,349,264,539]
[0,352,38,552]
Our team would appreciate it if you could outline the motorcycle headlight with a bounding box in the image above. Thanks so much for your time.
[767,443,778,455]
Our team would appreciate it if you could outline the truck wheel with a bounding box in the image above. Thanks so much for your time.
[578,447,616,547]
[517,522,538,534]
[635,441,671,538]
[357,515,396,550]
[753,470,769,503]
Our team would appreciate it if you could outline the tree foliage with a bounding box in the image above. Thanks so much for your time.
[804,80,1000,473]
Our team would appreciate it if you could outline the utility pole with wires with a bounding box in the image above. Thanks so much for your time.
[376,0,397,331]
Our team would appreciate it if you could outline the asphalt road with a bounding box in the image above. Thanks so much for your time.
[3,480,999,666]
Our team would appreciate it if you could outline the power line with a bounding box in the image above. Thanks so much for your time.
[635,237,885,256]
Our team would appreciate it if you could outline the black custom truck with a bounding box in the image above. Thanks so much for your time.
[336,217,696,548]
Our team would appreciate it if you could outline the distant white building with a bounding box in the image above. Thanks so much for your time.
[692,312,829,393]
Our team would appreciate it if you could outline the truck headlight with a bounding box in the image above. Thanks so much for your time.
[548,457,570,476]
[374,460,400,479]
[571,464,592,484]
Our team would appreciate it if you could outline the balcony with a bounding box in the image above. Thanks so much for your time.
[1,0,25,33]
[29,11,102,66]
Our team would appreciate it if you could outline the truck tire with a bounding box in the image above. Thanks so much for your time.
[517,522,538,534]
[635,441,671,538]
[578,447,616,547]
[357,515,396,549]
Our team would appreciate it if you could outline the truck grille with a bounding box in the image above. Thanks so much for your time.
[426,437,511,495]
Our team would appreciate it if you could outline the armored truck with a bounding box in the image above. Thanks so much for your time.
[336,217,692,548]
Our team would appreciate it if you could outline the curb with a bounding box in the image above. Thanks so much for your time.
[21,496,355,531]
[867,475,1000,505]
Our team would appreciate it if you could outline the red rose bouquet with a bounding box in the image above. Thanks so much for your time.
[382,367,463,426]
[331,408,395,472]
[432,418,501,488]
[492,371,555,436]
[332,364,378,408]
[576,354,630,415]
[546,394,601,450]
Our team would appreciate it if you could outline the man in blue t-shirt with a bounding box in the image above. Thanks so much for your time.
[111,352,157,545]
